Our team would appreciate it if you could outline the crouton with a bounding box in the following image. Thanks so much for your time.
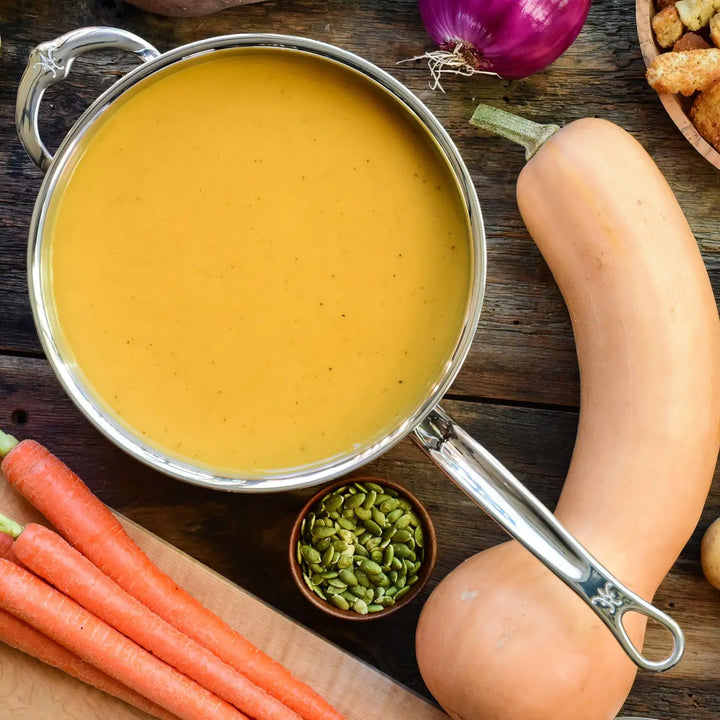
[675,0,720,30]
[690,79,720,149]
[646,48,720,94]
[673,31,712,50]
[711,12,720,45]
[656,0,676,9]
[653,6,685,47]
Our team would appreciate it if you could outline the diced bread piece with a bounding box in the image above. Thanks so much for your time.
[656,0,676,8]
[653,6,685,47]
[676,0,720,30]
[710,12,720,45]
[690,79,720,149]
[647,48,720,95]
[674,31,712,50]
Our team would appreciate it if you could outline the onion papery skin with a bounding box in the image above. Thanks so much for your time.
[418,0,592,79]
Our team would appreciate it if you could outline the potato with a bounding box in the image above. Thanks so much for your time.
[701,517,720,589]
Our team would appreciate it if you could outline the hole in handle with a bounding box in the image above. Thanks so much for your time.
[615,602,685,673]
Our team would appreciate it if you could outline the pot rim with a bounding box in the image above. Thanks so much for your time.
[26,31,487,492]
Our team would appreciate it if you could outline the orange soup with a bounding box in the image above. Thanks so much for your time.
[45,48,472,473]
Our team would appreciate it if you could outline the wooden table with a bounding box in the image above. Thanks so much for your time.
[1,0,719,717]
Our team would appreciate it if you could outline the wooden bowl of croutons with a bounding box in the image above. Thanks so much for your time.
[637,0,720,169]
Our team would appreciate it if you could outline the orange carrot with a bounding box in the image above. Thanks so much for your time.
[2,518,301,720]
[0,531,15,562]
[0,607,179,720]
[0,435,343,720]
[0,559,249,720]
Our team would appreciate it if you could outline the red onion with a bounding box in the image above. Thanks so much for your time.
[416,0,591,86]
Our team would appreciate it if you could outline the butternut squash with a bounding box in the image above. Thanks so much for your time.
[415,107,720,720]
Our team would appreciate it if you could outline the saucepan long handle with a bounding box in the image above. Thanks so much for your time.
[16,26,160,172]
[413,405,684,673]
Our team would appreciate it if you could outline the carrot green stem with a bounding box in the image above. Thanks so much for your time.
[470,103,560,161]
[0,511,23,539]
[0,430,18,459]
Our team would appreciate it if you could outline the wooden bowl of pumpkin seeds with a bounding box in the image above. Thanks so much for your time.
[289,477,436,619]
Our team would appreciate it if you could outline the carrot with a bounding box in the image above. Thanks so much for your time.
[0,559,249,720]
[0,531,15,562]
[0,517,301,720]
[0,607,179,720]
[0,434,344,720]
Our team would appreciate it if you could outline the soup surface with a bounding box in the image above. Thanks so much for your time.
[46,47,472,474]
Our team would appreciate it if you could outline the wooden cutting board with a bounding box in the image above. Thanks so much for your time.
[0,478,448,720]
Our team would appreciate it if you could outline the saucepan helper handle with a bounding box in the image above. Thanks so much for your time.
[16,26,160,172]
[412,405,684,673]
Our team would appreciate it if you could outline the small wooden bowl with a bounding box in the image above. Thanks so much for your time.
[289,477,437,620]
[636,0,720,169]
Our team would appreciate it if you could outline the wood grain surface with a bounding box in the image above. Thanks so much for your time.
[0,0,719,718]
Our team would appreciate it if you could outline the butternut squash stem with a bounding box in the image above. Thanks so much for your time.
[0,429,18,459]
[470,104,560,161]
[0,512,23,540]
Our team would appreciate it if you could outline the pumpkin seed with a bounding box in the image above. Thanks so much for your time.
[309,562,325,573]
[386,508,403,524]
[372,508,386,526]
[383,545,394,567]
[393,543,413,559]
[327,578,348,590]
[414,526,424,547]
[376,595,395,607]
[315,536,334,551]
[328,511,340,520]
[388,570,398,584]
[321,546,334,566]
[312,585,327,600]
[337,518,356,531]
[367,604,384,613]
[337,555,353,569]
[312,525,337,538]
[354,507,372,521]
[337,529,355,544]
[344,493,365,509]
[370,549,384,563]
[396,576,407,590]
[385,586,398,598]
[394,586,411,601]
[360,559,383,575]
[320,570,339,579]
[350,585,366,598]
[362,490,378,509]
[365,536,382,551]
[408,574,419,586]
[353,482,368,492]
[358,531,373,544]
[365,588,375,602]
[375,493,392,505]
[365,481,384,493]
[380,497,399,513]
[392,528,413,543]
[331,594,350,611]
[408,512,421,527]
[354,544,369,558]
[363,519,382,535]
[391,557,403,571]
[301,545,321,564]
[398,499,411,511]
[339,569,358,586]
[353,599,368,615]
[323,495,344,513]
[356,570,371,587]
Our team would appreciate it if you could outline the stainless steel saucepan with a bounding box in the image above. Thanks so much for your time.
[16,26,682,672]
